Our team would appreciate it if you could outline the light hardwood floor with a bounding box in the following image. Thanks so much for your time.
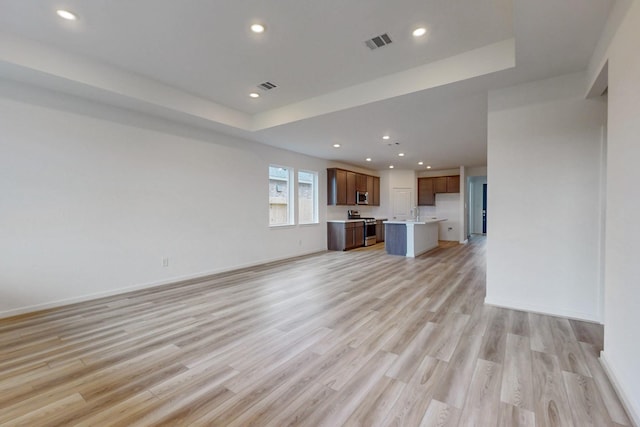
[0,237,632,426]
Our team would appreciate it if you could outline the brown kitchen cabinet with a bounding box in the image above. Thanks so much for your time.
[418,175,460,205]
[356,174,367,192]
[327,168,380,206]
[447,175,460,193]
[327,169,347,205]
[366,175,374,197]
[434,177,448,193]
[418,177,435,206]
[346,172,356,205]
[371,176,380,206]
[376,219,386,242]
[327,221,365,251]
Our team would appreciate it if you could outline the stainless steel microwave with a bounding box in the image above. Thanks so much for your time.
[356,191,369,205]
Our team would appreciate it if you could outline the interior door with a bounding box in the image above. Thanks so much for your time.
[392,188,412,220]
[482,184,487,234]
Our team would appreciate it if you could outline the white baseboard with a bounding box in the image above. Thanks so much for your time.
[600,351,640,427]
[0,248,326,320]
[484,296,602,323]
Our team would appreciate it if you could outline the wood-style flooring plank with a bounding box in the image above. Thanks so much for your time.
[432,331,484,409]
[528,313,557,355]
[549,317,592,377]
[498,402,536,427]
[500,333,534,411]
[569,319,604,352]
[531,350,575,427]
[381,355,449,426]
[478,306,509,363]
[300,350,397,427]
[458,359,503,426]
[419,399,461,427]
[342,376,405,427]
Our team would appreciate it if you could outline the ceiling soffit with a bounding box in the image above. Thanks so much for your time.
[0,32,514,133]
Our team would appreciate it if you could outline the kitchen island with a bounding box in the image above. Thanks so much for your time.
[384,218,447,257]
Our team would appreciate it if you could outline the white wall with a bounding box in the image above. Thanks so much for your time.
[600,1,640,422]
[466,166,488,177]
[0,82,329,318]
[486,72,606,322]
[416,168,460,178]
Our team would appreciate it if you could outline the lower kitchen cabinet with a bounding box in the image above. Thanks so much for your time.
[327,222,364,251]
[376,219,386,243]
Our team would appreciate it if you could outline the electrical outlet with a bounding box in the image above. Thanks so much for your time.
[162,257,169,267]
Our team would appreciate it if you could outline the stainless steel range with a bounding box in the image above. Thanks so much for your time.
[348,210,377,247]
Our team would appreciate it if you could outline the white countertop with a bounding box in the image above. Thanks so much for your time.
[384,218,447,225]
[327,218,388,223]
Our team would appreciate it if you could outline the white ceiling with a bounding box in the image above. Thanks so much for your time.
[0,0,614,171]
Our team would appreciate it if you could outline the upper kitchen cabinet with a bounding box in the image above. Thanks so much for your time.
[371,176,380,206]
[327,168,380,206]
[418,177,435,206]
[434,177,447,193]
[346,171,356,205]
[356,174,367,192]
[366,175,374,196]
[418,175,460,205]
[446,175,460,193]
[328,168,347,205]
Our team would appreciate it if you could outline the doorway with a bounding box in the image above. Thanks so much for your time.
[391,188,413,220]
[467,176,487,236]
[482,183,487,234]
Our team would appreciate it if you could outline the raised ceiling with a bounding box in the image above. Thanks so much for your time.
[0,0,614,170]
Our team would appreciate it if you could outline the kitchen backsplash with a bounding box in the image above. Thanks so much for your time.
[326,205,385,220]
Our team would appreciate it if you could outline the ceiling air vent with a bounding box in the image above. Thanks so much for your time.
[364,33,392,50]
[258,81,277,91]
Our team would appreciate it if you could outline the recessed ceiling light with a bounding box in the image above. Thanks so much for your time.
[398,153,405,157]
[426,165,432,169]
[333,143,341,148]
[56,9,77,20]
[366,158,372,162]
[382,135,390,140]
[389,165,394,169]
[418,161,424,165]
[412,27,427,37]
[249,92,260,98]
[251,24,265,33]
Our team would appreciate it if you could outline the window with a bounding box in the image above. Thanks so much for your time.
[298,170,318,224]
[269,165,293,226]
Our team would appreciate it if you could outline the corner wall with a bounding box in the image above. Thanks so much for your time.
[0,81,329,318]
[601,0,640,422]
[486,72,606,322]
